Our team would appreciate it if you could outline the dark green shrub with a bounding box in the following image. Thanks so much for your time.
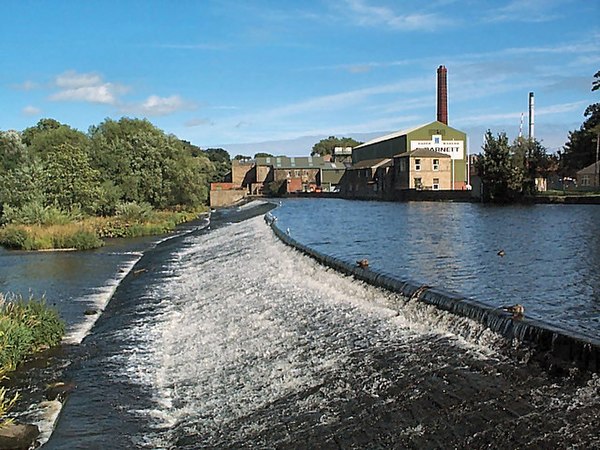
[60,229,104,250]
[115,201,155,222]
[0,227,29,249]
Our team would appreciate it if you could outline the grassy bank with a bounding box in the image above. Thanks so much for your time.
[0,208,206,251]
[0,294,65,378]
[0,294,65,423]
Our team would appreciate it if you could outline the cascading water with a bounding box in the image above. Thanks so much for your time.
[40,207,600,449]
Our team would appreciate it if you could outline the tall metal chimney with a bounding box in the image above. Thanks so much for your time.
[437,65,448,125]
[528,92,535,140]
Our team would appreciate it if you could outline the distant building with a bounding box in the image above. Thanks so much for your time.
[231,156,345,194]
[576,162,600,188]
[350,120,468,191]
[340,158,393,198]
[393,149,452,190]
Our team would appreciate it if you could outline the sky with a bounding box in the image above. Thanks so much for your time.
[1,0,599,157]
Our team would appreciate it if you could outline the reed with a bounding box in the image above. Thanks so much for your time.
[0,294,65,377]
[0,223,103,250]
[91,209,203,239]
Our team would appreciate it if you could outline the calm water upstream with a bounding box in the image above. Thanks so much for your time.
[274,198,600,342]
[0,200,598,449]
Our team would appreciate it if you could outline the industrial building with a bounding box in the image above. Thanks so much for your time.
[232,156,346,195]
[342,65,469,196]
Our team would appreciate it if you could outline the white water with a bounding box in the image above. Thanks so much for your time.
[112,215,504,447]
[62,253,142,345]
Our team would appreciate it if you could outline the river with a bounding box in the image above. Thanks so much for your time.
[1,199,599,449]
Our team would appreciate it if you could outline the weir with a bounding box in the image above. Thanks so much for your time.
[266,213,600,374]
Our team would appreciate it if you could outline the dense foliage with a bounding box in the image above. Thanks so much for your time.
[558,70,600,174]
[310,136,362,157]
[0,117,216,224]
[476,131,553,202]
[203,147,232,182]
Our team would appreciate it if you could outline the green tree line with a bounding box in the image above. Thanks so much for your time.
[476,133,555,202]
[0,117,231,223]
[477,70,599,202]
[558,69,600,174]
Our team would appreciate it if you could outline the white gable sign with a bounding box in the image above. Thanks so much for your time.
[410,135,464,160]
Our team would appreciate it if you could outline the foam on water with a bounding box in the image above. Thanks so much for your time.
[112,216,508,447]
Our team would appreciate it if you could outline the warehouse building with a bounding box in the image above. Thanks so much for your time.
[347,66,469,192]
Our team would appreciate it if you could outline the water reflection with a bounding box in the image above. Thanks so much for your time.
[276,199,600,340]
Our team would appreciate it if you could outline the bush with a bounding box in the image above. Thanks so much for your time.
[0,227,28,249]
[115,201,155,222]
[2,201,78,226]
[0,224,103,250]
[61,229,103,250]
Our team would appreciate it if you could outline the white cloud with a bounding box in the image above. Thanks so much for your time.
[55,70,103,89]
[185,117,214,127]
[125,95,196,116]
[50,84,119,104]
[342,0,452,31]
[485,0,567,23]
[49,70,128,105]
[12,80,40,91]
[22,105,41,116]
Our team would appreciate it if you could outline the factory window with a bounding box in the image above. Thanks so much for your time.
[414,159,421,171]
[433,178,440,190]
[414,177,422,190]
[432,159,439,171]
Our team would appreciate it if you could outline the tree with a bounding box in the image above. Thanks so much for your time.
[41,142,102,213]
[204,148,231,182]
[559,70,600,174]
[511,137,552,196]
[21,118,62,146]
[88,117,214,210]
[593,69,600,92]
[311,136,362,157]
[476,131,523,202]
[254,152,273,158]
[0,130,26,172]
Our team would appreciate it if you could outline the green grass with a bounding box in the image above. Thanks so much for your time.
[0,223,103,251]
[0,293,65,424]
[0,294,65,377]
[0,208,206,250]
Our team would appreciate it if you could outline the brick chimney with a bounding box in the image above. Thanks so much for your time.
[437,65,448,125]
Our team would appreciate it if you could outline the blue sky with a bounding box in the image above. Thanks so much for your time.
[1,0,599,156]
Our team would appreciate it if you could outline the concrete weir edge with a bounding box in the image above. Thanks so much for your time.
[265,213,600,374]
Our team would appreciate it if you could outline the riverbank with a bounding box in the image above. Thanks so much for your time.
[0,208,207,251]
[0,294,65,449]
